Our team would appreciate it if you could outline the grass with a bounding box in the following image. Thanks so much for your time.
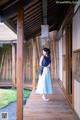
[0,88,31,108]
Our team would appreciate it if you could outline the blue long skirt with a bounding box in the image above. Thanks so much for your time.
[36,67,53,94]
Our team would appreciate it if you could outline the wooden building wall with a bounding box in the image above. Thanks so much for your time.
[49,31,57,80]
[72,6,80,119]
[58,37,63,81]
[0,44,12,82]
[58,31,68,91]
[23,37,41,88]
[57,4,80,119]
[62,30,66,89]
[24,41,32,83]
[0,37,41,89]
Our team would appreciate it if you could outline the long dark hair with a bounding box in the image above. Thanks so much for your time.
[42,47,50,56]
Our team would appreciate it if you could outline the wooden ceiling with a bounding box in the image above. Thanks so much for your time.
[0,0,72,40]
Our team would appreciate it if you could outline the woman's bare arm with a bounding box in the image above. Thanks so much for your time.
[39,56,44,66]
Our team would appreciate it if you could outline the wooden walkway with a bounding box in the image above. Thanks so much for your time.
[24,80,78,120]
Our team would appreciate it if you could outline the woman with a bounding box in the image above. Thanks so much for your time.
[36,48,53,101]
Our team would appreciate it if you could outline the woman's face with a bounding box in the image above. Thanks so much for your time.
[43,50,47,56]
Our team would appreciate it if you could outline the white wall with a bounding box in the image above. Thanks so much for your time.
[72,6,80,118]
[59,38,62,81]
[74,80,80,118]
[72,6,80,51]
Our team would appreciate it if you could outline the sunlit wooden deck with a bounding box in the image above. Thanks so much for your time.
[24,80,78,120]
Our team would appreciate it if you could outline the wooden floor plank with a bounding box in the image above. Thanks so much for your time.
[23,80,78,120]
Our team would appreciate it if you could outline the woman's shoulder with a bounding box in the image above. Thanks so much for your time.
[40,55,44,60]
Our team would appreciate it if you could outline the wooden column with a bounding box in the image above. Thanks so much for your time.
[23,44,26,84]
[3,50,7,80]
[50,31,57,80]
[50,32,54,80]
[5,50,8,81]
[36,37,40,61]
[35,37,39,80]
[9,49,12,81]
[6,50,10,80]
[16,0,24,120]
[12,44,16,86]
[65,25,72,104]
[0,53,4,80]
[30,43,32,82]
[32,38,36,90]
[29,46,31,80]
[56,41,59,80]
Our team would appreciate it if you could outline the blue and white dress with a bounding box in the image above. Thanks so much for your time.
[36,55,53,94]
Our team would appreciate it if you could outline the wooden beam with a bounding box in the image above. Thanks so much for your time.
[50,32,54,80]
[12,44,16,86]
[24,1,41,15]
[0,52,5,80]
[50,31,57,80]
[3,0,32,20]
[11,0,40,22]
[32,38,36,90]
[25,25,40,34]
[25,24,41,32]
[1,50,6,80]
[4,20,16,33]
[24,8,41,20]
[24,25,41,34]
[3,49,7,80]
[16,0,24,120]
[9,48,12,80]
[14,10,42,27]
[14,7,41,23]
[24,20,41,29]
[1,1,17,10]
[24,13,42,24]
[42,0,47,24]
[55,41,59,80]
[25,28,41,40]
[0,40,16,44]
[65,24,72,104]
[6,49,8,81]
[0,12,3,22]
[29,45,33,82]
[36,36,41,60]
[24,28,40,39]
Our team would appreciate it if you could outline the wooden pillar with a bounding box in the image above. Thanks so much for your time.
[0,53,4,80]
[50,31,57,80]
[3,50,7,80]
[16,0,24,120]
[56,41,59,80]
[35,37,39,80]
[6,50,10,80]
[12,44,16,86]
[50,32,54,80]
[32,38,36,90]
[23,44,26,84]
[28,47,30,81]
[30,41,33,83]
[29,43,32,82]
[65,25,72,104]
[36,37,40,61]
[9,49,12,80]
[5,50,7,81]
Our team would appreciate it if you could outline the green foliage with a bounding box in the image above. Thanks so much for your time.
[0,88,31,108]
